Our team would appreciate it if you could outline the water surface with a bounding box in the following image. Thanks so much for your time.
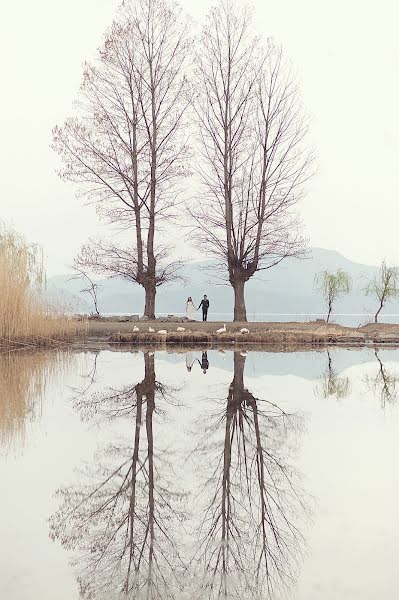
[1,347,399,599]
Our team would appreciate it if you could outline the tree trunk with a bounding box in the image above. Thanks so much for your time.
[145,351,155,585]
[144,284,156,320]
[232,352,245,393]
[233,279,247,322]
[326,302,332,323]
[375,300,384,323]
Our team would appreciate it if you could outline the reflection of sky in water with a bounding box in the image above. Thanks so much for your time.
[0,348,399,599]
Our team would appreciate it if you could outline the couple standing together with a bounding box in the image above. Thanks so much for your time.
[186,295,210,321]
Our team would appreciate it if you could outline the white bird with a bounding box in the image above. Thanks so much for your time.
[240,351,248,357]
[240,327,250,334]
[157,329,167,335]
[133,326,139,332]
[216,324,227,334]
[148,351,154,357]
[177,327,185,332]
[149,327,155,333]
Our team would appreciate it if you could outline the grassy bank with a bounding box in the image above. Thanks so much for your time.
[108,329,365,347]
[80,319,399,348]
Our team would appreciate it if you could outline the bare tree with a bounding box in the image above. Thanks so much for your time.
[53,0,191,318]
[364,260,399,323]
[70,266,101,316]
[190,352,308,599]
[50,352,186,599]
[191,1,313,321]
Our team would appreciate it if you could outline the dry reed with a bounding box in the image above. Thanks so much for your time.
[0,226,81,346]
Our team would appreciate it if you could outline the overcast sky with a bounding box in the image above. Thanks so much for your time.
[1,0,398,275]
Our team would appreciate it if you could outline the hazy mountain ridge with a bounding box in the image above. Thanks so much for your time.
[47,247,396,317]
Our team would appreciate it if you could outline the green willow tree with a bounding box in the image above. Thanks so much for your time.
[315,269,351,323]
[364,260,399,323]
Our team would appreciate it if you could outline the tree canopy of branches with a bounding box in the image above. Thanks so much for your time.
[53,0,191,318]
[190,1,313,321]
[364,260,399,323]
[314,269,351,323]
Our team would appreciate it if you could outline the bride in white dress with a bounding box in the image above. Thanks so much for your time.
[186,296,195,320]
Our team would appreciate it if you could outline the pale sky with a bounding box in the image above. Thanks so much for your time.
[1,0,398,275]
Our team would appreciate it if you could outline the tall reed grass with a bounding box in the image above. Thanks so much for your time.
[0,226,80,346]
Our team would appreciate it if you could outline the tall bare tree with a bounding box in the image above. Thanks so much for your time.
[53,0,191,318]
[191,1,313,321]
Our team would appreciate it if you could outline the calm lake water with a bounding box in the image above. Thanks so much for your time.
[1,346,399,599]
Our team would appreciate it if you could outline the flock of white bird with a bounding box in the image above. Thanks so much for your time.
[130,324,251,335]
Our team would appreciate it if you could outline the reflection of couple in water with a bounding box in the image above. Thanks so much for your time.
[186,351,209,374]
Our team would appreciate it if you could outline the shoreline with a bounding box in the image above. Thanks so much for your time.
[81,319,399,348]
[4,319,399,352]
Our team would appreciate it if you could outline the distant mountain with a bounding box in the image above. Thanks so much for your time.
[46,247,396,320]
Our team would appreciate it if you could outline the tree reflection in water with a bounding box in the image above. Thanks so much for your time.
[190,352,308,600]
[50,350,309,600]
[315,349,351,400]
[365,348,399,408]
[49,352,186,600]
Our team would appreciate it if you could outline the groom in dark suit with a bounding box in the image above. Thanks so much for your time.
[198,295,210,321]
